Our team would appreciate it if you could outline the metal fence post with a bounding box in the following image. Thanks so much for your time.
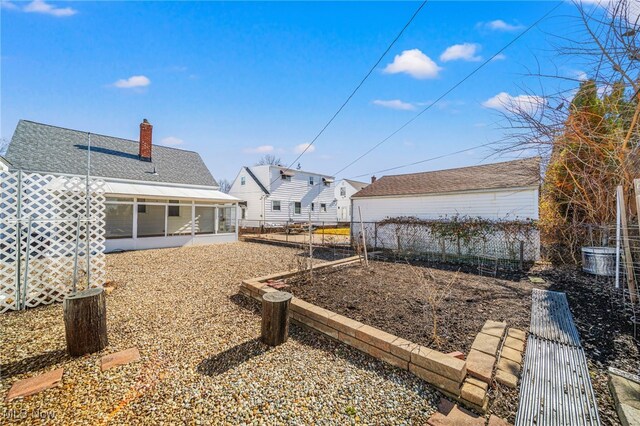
[519,240,525,271]
[374,222,378,251]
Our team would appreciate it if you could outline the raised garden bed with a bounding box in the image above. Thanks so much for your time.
[286,260,540,354]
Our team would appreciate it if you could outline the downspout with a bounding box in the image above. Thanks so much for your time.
[350,197,354,247]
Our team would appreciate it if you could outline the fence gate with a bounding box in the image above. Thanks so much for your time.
[0,170,106,313]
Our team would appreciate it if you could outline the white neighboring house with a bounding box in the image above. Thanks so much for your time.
[335,179,368,222]
[352,158,540,222]
[229,165,337,225]
[5,119,240,252]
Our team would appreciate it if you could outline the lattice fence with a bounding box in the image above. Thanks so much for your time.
[0,170,106,313]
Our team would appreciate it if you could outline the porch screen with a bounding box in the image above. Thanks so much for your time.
[218,206,236,234]
[105,204,133,238]
[137,204,165,237]
[195,206,215,234]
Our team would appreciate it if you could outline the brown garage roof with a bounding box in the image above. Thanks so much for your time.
[352,157,540,198]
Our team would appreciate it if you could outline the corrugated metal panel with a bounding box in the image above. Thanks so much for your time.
[530,289,581,347]
[516,337,600,426]
[516,289,600,426]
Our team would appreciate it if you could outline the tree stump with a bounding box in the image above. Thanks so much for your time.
[63,287,108,356]
[261,291,292,346]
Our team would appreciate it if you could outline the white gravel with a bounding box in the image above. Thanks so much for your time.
[1,242,438,425]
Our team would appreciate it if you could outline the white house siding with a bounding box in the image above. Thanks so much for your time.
[352,186,540,261]
[352,186,539,222]
[230,165,337,225]
[335,180,364,222]
[228,167,268,222]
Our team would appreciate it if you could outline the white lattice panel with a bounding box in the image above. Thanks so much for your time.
[0,171,106,313]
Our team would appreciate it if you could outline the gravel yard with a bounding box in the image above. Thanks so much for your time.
[1,243,438,425]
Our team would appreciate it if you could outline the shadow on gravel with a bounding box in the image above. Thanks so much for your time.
[1,349,69,379]
[197,338,271,377]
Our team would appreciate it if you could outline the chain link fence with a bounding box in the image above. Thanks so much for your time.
[352,219,540,273]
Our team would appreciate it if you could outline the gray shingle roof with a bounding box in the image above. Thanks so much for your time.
[352,157,540,198]
[6,120,217,187]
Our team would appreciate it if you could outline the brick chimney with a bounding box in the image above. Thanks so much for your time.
[371,175,377,184]
[139,119,153,161]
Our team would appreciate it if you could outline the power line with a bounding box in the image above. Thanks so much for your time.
[267,0,429,187]
[349,141,499,179]
[333,1,563,178]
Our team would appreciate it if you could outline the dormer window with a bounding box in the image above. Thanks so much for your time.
[240,176,246,186]
[280,170,294,181]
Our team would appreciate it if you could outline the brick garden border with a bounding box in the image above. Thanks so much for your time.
[239,256,488,412]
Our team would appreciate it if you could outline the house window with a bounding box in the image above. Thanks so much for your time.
[168,200,180,217]
[137,198,147,214]
[294,202,301,215]
[241,208,246,219]
[321,203,327,212]
[218,206,236,233]
[340,187,346,197]
[309,176,314,186]
[241,176,246,185]
[272,200,281,211]
[282,175,291,181]
[311,203,315,211]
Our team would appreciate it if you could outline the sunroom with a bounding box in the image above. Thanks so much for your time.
[103,181,240,252]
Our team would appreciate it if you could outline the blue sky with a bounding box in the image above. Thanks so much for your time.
[1,1,595,183]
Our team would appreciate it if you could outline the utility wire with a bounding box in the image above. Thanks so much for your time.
[333,1,563,178]
[349,141,499,179]
[268,0,429,186]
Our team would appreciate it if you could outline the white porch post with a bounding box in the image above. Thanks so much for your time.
[132,198,138,239]
[214,207,219,234]
[191,201,195,240]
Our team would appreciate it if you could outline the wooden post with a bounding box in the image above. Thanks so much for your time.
[618,185,637,304]
[261,291,292,346]
[63,287,108,356]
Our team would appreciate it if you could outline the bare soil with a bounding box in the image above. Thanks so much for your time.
[287,259,639,425]
[287,260,539,354]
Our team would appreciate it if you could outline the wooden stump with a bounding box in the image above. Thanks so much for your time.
[63,287,108,356]
[261,291,292,346]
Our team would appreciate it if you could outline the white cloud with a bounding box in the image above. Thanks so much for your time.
[112,75,151,89]
[491,53,507,61]
[383,49,441,79]
[482,92,545,115]
[1,1,19,10]
[24,0,77,17]
[160,136,184,147]
[243,145,274,154]
[574,70,588,81]
[294,143,316,154]
[478,19,524,32]
[440,43,482,62]
[372,99,415,111]
[579,0,639,24]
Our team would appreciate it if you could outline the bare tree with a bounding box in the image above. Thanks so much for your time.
[255,154,283,166]
[494,0,639,262]
[218,178,231,193]
[0,137,9,156]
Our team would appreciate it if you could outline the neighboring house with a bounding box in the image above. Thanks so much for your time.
[229,165,337,225]
[5,119,240,252]
[352,158,540,222]
[335,179,368,222]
